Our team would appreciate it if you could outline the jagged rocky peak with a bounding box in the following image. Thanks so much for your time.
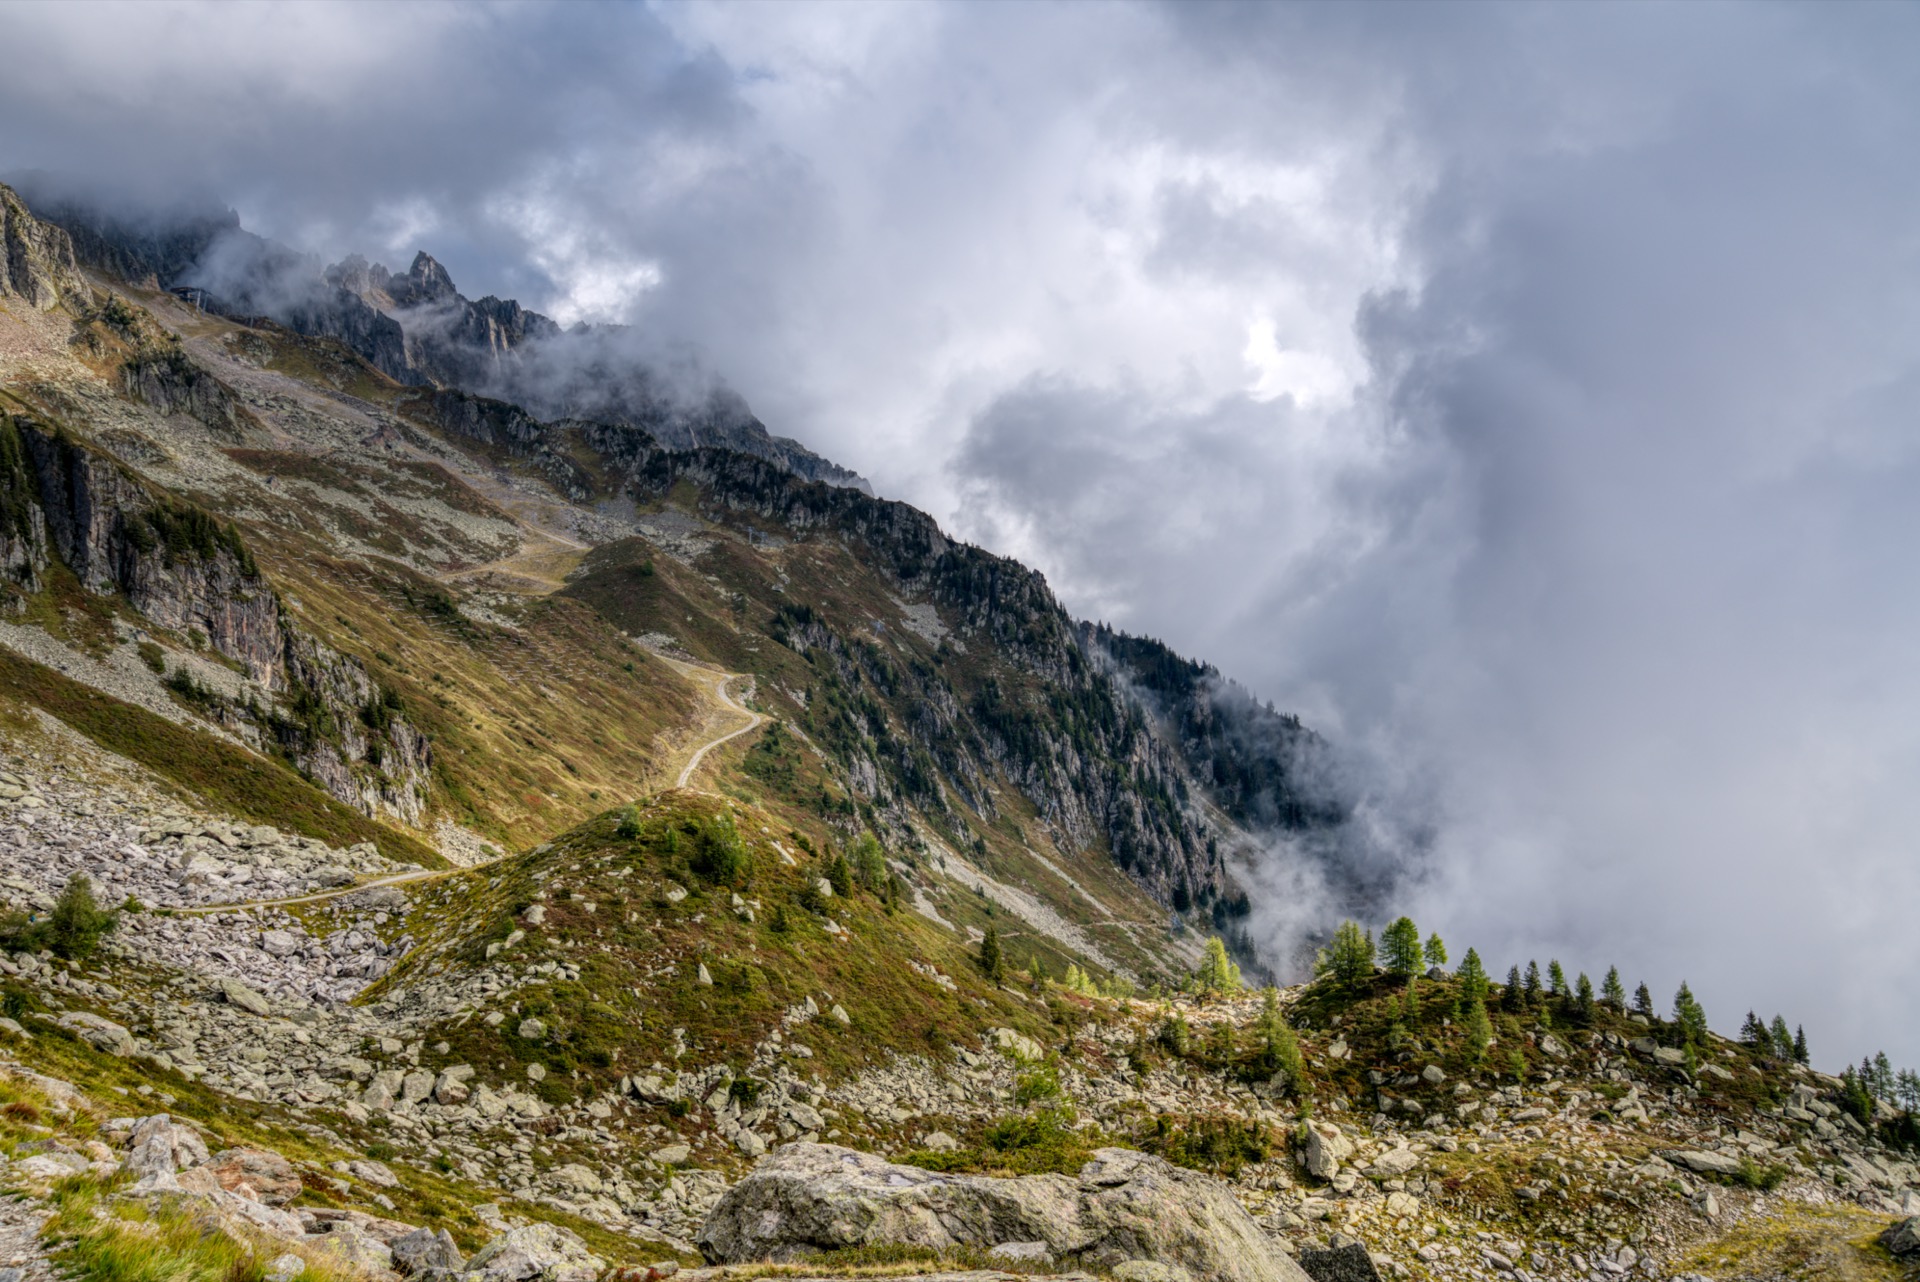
[393,251,458,306]
[321,252,393,304]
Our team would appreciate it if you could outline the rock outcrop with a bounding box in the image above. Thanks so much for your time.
[0,183,84,309]
[697,1143,1310,1282]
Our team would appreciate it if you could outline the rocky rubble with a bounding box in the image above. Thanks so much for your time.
[0,1063,639,1282]
[699,1142,1310,1281]
[0,749,397,912]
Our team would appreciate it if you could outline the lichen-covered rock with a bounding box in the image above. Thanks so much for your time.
[461,1224,604,1282]
[697,1143,1309,1282]
[392,1227,465,1276]
[123,1114,211,1178]
[1883,1216,1920,1257]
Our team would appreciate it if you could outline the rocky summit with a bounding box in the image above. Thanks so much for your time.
[0,180,1913,1282]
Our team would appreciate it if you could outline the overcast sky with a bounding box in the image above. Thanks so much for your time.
[6,0,1920,1071]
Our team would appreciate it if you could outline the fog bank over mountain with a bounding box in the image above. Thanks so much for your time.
[4,0,1920,1068]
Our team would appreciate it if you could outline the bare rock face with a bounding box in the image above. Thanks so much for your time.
[697,1143,1310,1282]
[0,182,84,309]
[204,1147,303,1205]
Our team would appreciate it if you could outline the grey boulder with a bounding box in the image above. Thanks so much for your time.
[392,1227,465,1276]
[1883,1216,1920,1257]
[461,1224,604,1282]
[697,1143,1309,1282]
[1298,1243,1383,1282]
[1661,1149,1744,1177]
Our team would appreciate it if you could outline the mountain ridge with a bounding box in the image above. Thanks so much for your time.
[3,179,1917,1282]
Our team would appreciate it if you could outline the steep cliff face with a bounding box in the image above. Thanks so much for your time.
[0,183,84,309]
[3,407,431,825]
[577,436,1248,915]
[0,416,49,588]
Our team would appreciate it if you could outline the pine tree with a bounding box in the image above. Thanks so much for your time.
[1315,921,1377,989]
[1381,916,1424,977]
[1547,960,1569,999]
[1601,966,1626,1010]
[1524,960,1543,1006]
[1769,1015,1794,1061]
[40,874,117,960]
[1457,948,1490,1006]
[1403,974,1422,1020]
[1896,1068,1920,1114]
[1740,1011,1768,1048]
[1793,1025,1810,1064]
[1502,964,1525,1013]
[1464,997,1494,1063]
[1207,1019,1235,1068]
[1873,1052,1895,1099]
[1195,936,1243,997]
[1672,982,1708,1046]
[1634,983,1655,1020]
[1424,933,1448,970]
[1575,973,1595,1022]
[978,925,1004,984]
[1254,986,1303,1084]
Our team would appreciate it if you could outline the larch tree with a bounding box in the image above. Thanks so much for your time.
[1601,967,1626,1010]
[1316,921,1377,989]
[1195,936,1243,997]
[1381,916,1424,978]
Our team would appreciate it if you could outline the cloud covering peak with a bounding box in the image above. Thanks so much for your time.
[5,0,1920,1069]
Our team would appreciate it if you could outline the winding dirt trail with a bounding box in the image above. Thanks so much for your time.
[178,659,761,916]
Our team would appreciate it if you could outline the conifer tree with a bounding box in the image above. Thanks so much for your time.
[1403,974,1421,1020]
[1254,986,1303,1083]
[1524,960,1543,1005]
[1740,1011,1768,1048]
[1601,966,1626,1010]
[1634,982,1655,1019]
[1502,964,1525,1013]
[978,925,1004,984]
[1872,1052,1895,1100]
[1575,973,1595,1022]
[1672,982,1708,1046]
[1381,916,1424,977]
[1315,921,1377,989]
[1896,1069,1920,1114]
[1195,936,1243,997]
[1547,960,1569,999]
[1769,1015,1794,1061]
[1793,1025,1810,1064]
[1457,948,1490,1006]
[1465,997,1494,1063]
[1424,933,1448,970]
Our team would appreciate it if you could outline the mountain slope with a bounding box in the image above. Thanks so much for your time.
[1,178,1918,1282]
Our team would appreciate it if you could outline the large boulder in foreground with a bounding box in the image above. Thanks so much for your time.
[697,1143,1309,1282]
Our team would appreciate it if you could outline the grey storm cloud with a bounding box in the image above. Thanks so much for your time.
[5,0,1920,1069]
